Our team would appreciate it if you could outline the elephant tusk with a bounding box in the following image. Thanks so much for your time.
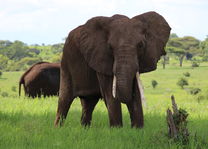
[136,72,146,106]
[112,75,116,98]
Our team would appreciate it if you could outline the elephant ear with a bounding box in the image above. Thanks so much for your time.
[79,16,113,75]
[133,11,171,73]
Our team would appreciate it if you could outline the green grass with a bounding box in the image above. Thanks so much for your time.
[0,63,208,149]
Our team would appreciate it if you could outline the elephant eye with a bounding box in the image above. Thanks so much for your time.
[137,41,145,49]
[108,44,114,51]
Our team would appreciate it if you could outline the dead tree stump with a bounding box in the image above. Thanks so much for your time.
[166,95,189,144]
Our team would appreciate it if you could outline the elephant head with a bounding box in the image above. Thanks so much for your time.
[79,11,171,103]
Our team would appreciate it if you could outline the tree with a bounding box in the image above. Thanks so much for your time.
[0,54,9,70]
[169,33,178,39]
[7,57,42,71]
[51,43,64,54]
[0,40,36,61]
[200,36,208,61]
[161,55,169,69]
[0,40,12,48]
[167,36,200,67]
[166,46,185,67]
[50,53,62,62]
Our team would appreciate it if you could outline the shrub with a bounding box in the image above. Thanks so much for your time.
[11,86,16,92]
[177,78,188,89]
[183,72,190,77]
[1,92,8,97]
[195,90,208,103]
[202,56,208,61]
[151,80,158,89]
[196,95,205,103]
[0,71,2,77]
[190,88,201,95]
[192,61,199,67]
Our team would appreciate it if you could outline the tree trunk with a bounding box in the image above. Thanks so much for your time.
[167,108,178,138]
[162,56,166,69]
[179,55,185,67]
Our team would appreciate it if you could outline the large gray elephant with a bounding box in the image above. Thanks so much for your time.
[55,11,171,128]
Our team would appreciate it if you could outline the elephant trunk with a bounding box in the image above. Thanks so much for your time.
[116,77,133,103]
[112,72,146,104]
[113,63,135,103]
[112,46,145,103]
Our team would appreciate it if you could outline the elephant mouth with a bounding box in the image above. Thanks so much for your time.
[112,72,146,104]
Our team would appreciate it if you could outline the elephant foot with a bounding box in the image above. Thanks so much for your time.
[54,114,65,127]
[81,114,91,127]
[80,97,99,127]
[110,122,123,128]
[81,121,91,127]
[131,121,144,128]
[54,115,60,127]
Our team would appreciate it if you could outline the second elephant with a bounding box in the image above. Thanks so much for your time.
[19,62,60,98]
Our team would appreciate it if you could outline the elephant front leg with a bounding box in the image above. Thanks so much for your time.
[126,82,144,128]
[96,73,123,127]
[105,98,123,127]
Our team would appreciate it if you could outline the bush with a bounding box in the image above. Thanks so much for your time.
[190,88,201,95]
[202,56,208,61]
[177,78,188,89]
[195,90,208,103]
[11,86,16,92]
[192,61,199,67]
[183,72,190,77]
[1,92,9,97]
[151,80,158,89]
[0,71,2,77]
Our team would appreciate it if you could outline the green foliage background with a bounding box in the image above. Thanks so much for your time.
[0,33,208,71]
[0,40,63,71]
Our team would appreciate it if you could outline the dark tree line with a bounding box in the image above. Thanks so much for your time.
[0,40,63,71]
[0,34,208,71]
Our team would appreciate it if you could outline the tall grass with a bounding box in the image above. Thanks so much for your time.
[0,64,208,149]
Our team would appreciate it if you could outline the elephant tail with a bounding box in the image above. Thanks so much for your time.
[19,77,24,96]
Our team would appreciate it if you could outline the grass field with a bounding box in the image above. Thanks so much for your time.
[0,63,208,149]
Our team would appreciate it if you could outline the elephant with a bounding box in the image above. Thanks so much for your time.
[19,62,60,98]
[55,11,171,128]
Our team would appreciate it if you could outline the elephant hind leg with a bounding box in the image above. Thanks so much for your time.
[54,69,74,127]
[80,96,99,126]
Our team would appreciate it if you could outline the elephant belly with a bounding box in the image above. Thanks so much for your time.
[68,57,101,97]
[72,68,100,97]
